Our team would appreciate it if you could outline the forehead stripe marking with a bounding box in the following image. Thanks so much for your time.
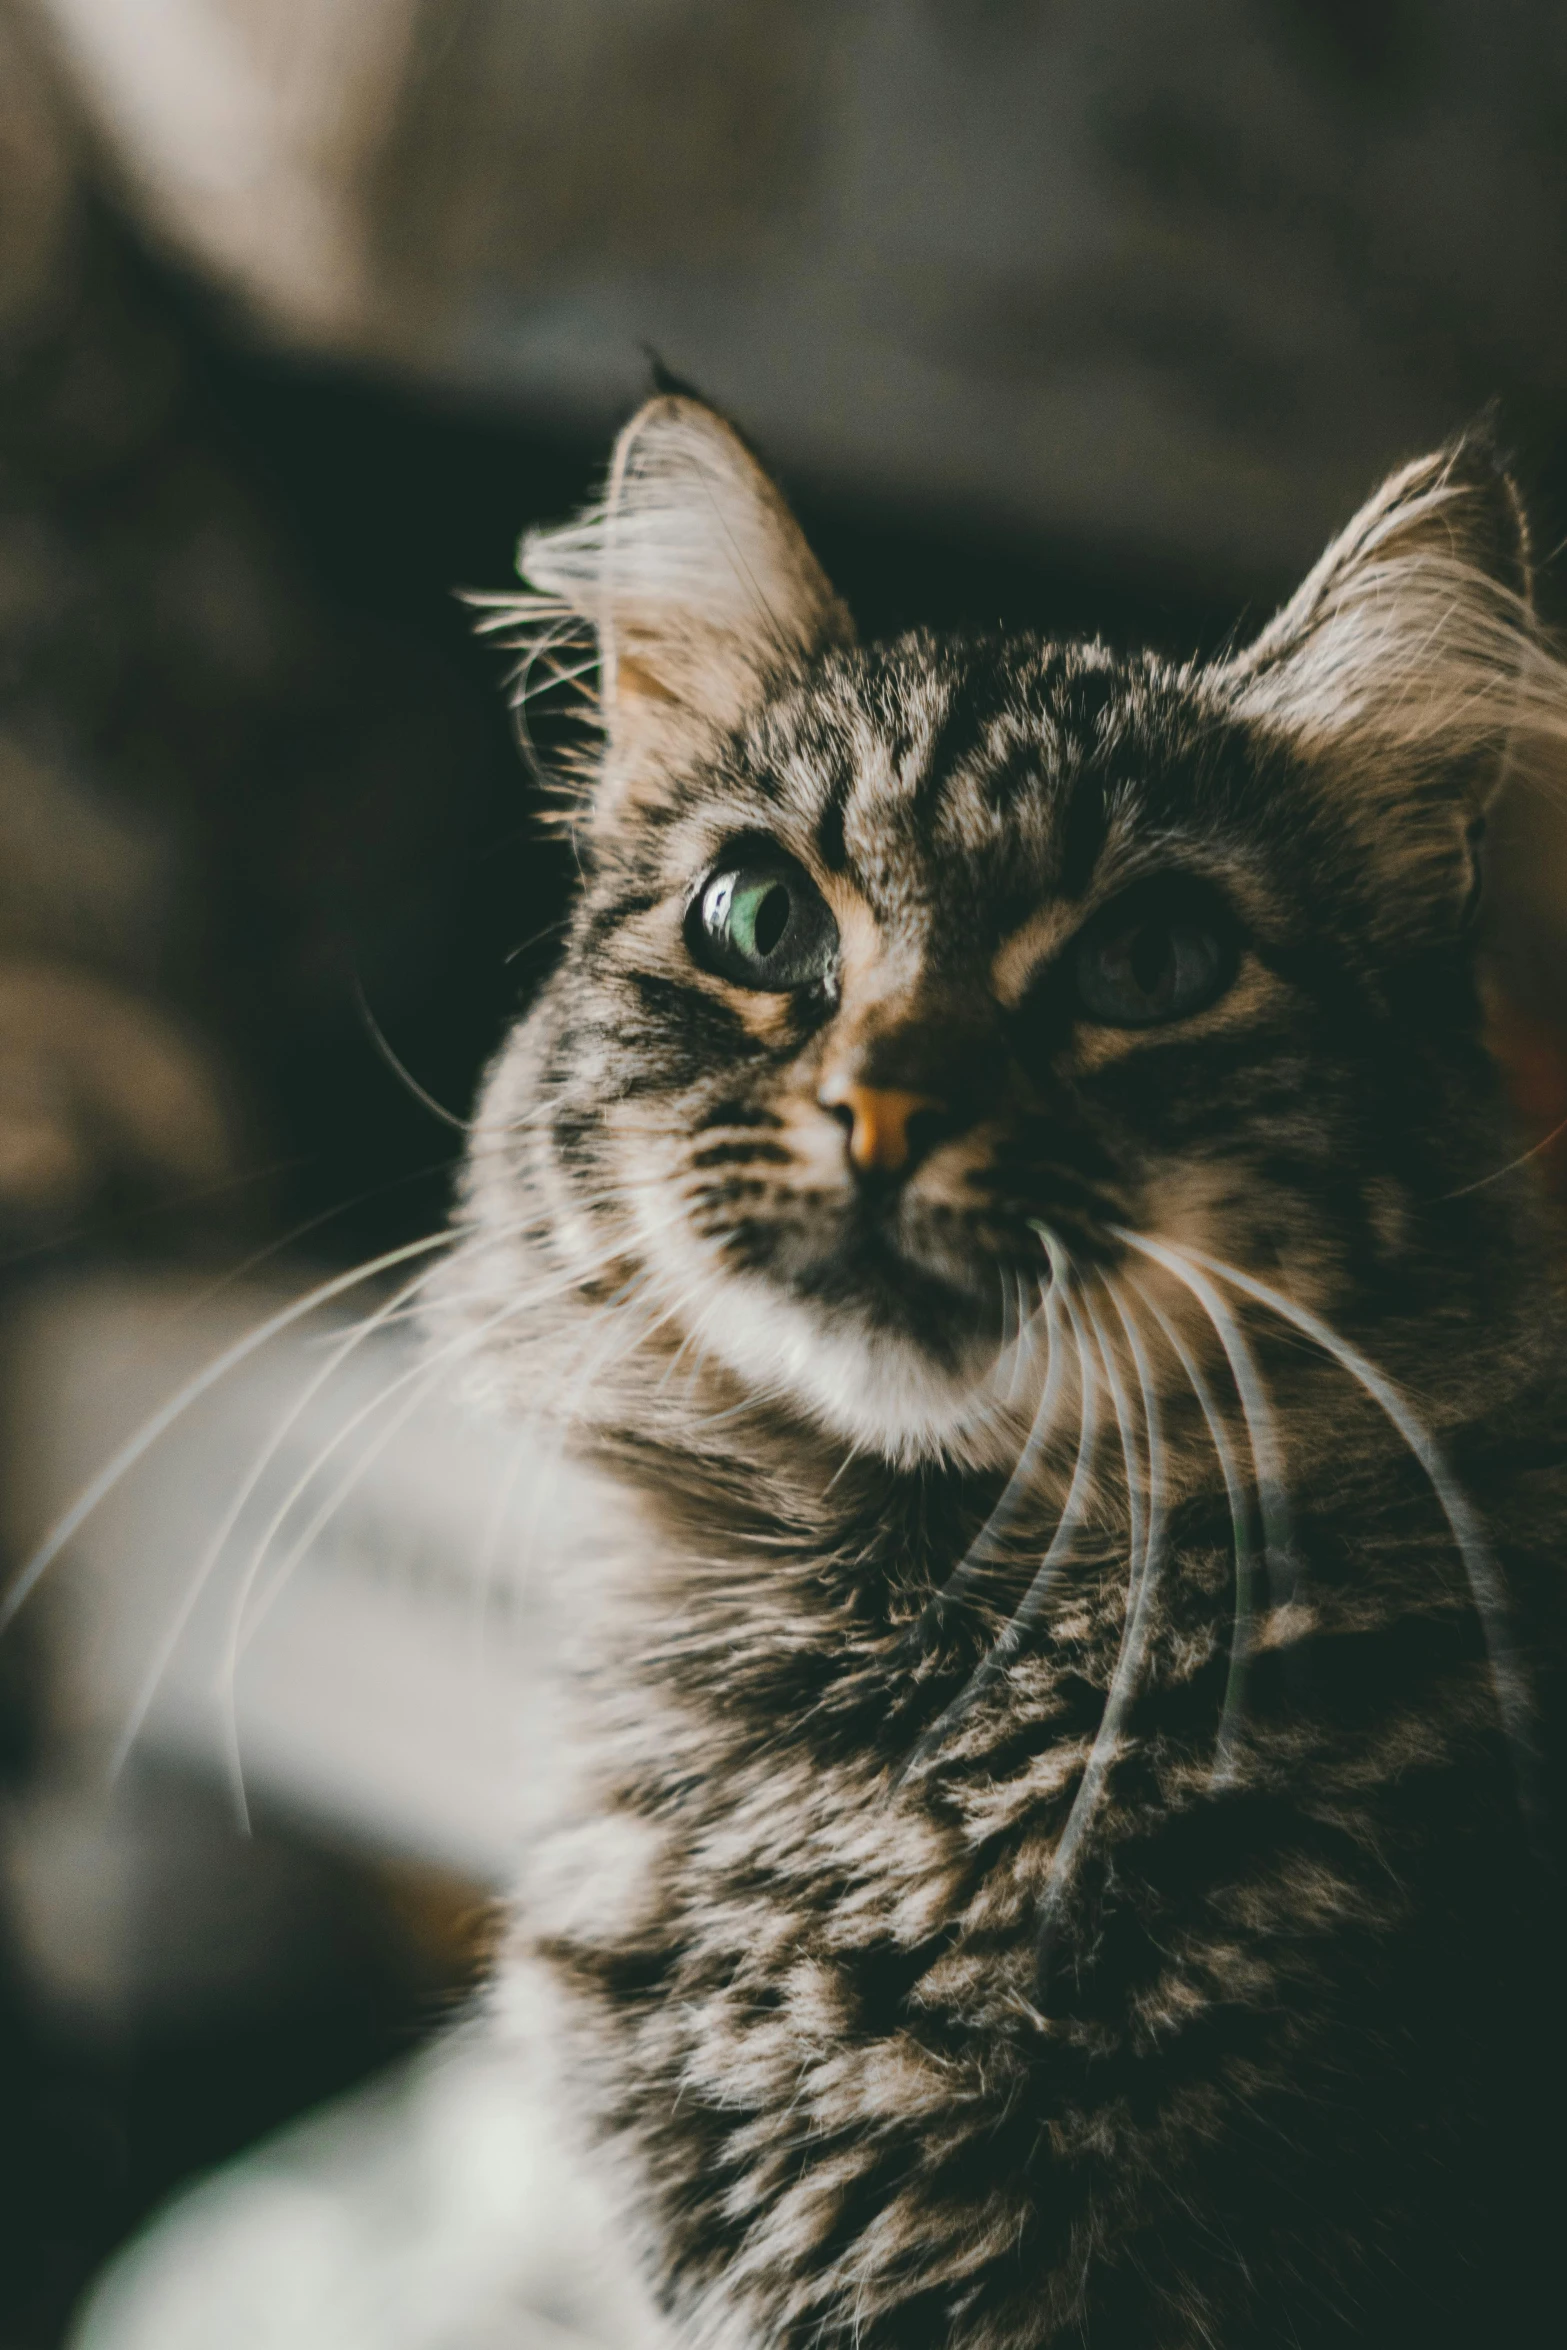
[816,790,848,873]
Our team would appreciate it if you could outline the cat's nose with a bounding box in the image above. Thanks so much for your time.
[818,1077,946,1177]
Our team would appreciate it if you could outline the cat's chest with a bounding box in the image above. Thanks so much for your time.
[536,1580,1106,2058]
[522,1713,1047,2143]
[533,1486,1481,2031]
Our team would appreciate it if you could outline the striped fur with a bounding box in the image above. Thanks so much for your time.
[443,406,1567,2348]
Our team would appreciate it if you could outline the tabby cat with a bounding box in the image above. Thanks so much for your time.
[443,399,1567,2349]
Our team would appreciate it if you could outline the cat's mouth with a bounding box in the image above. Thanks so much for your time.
[700,1171,1040,1363]
[656,1124,1100,1454]
[792,1210,993,1344]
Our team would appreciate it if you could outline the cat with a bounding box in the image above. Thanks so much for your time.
[438,397,1567,2349]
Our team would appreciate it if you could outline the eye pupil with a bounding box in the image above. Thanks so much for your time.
[1129,925,1170,999]
[753,884,790,958]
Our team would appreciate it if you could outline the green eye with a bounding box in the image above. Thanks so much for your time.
[689,851,839,990]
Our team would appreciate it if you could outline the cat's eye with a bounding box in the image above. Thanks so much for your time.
[1072,882,1237,1029]
[688,851,839,991]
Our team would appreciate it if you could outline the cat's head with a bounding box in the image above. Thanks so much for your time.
[463,398,1560,1465]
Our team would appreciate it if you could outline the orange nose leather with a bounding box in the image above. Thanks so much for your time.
[819,1079,943,1174]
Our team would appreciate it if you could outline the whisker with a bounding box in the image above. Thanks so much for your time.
[108,1208,627,1804]
[1124,1270,1260,1781]
[821,1432,867,1499]
[221,1240,633,1677]
[653,1296,726,1402]
[1114,1230,1295,1603]
[914,1268,1065,1638]
[0,1233,454,1636]
[147,1159,467,1332]
[504,914,571,969]
[1006,1262,1043,1408]
[996,1265,1030,1409]
[525,1268,664,1445]
[108,1252,450,1781]
[1035,1272,1168,1978]
[1084,1277,1146,1594]
[112,1204,620,1776]
[352,970,472,1134]
[231,1339,481,1660]
[1154,1234,1541,1828]
[1444,1109,1567,1199]
[900,1252,1099,1776]
[226,1343,509,1785]
[214,1259,619,1825]
[992,1266,1016,1399]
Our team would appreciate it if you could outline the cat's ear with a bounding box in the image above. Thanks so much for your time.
[509,395,853,830]
[1224,435,1558,823]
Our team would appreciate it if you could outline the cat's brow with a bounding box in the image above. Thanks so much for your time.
[991,902,1081,1007]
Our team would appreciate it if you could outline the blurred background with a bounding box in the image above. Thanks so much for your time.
[4,2,1567,2343]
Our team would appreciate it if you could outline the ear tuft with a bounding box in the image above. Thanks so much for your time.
[641,349,709,402]
[476,397,851,832]
[1224,432,1559,813]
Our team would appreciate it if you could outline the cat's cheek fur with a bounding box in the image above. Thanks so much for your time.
[1136,1158,1346,1321]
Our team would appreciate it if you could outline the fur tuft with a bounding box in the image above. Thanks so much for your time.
[471,397,851,833]
[1225,439,1564,807]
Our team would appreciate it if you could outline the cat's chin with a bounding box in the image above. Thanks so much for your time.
[680,1267,1041,1469]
